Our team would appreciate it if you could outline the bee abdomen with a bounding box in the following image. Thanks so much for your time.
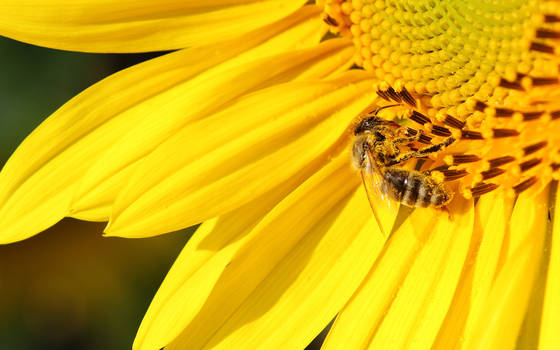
[384,169,450,208]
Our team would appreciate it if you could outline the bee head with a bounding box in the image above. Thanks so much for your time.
[354,116,384,135]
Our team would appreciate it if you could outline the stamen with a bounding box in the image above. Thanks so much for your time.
[522,111,544,121]
[491,128,520,138]
[481,168,506,180]
[523,141,548,156]
[531,77,559,86]
[488,156,516,168]
[551,111,560,120]
[441,169,469,181]
[499,79,523,91]
[469,183,500,197]
[448,154,481,165]
[495,108,515,117]
[545,14,560,23]
[536,29,560,39]
[322,14,339,26]
[518,158,542,173]
[418,133,433,144]
[442,115,465,129]
[513,176,538,194]
[398,86,417,107]
[461,130,484,140]
[431,125,452,137]
[530,41,555,54]
[474,101,487,112]
[409,111,431,125]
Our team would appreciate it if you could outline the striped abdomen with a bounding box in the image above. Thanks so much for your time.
[383,168,450,208]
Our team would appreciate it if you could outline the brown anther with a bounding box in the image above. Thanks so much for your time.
[451,154,481,165]
[386,86,402,102]
[551,163,560,171]
[322,14,339,26]
[461,130,484,140]
[442,115,465,129]
[376,89,391,101]
[398,87,416,107]
[536,29,560,39]
[522,111,543,121]
[441,169,468,181]
[405,127,418,136]
[481,168,506,180]
[513,176,538,194]
[499,78,524,90]
[474,100,487,111]
[409,110,431,125]
[418,133,433,144]
[530,41,555,54]
[470,182,500,197]
[518,158,542,172]
[550,110,560,120]
[491,128,520,138]
[431,125,452,137]
[523,141,548,156]
[488,156,516,168]
[531,77,559,85]
[545,14,560,23]
[495,108,515,117]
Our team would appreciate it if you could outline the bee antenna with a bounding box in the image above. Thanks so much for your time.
[373,103,403,115]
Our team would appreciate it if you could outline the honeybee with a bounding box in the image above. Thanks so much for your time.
[352,105,455,234]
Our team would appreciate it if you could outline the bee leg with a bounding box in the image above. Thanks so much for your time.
[386,136,456,166]
[393,129,423,145]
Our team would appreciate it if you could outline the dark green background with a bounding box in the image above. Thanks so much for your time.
[0,36,191,350]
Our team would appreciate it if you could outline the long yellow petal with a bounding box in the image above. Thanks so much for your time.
[323,199,473,350]
[135,135,351,350]
[366,198,474,350]
[182,189,385,350]
[0,7,337,243]
[134,154,360,350]
[70,39,354,222]
[105,72,374,237]
[539,184,560,350]
[0,0,307,52]
[463,187,549,350]
[432,193,514,349]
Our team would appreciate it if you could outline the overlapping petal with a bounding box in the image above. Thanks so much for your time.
[0,0,307,52]
[463,188,549,350]
[323,198,474,349]
[0,7,350,243]
[133,154,365,349]
[105,71,374,237]
[433,193,514,349]
[540,184,560,350]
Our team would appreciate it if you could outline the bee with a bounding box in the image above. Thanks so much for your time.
[352,104,455,234]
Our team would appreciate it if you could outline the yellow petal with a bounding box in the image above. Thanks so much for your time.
[463,187,549,350]
[70,38,354,221]
[0,8,340,243]
[180,189,386,350]
[539,184,560,350]
[323,199,473,350]
[432,193,514,349]
[134,154,360,350]
[0,0,308,52]
[105,72,374,237]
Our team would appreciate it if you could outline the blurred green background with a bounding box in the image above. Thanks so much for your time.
[0,36,192,350]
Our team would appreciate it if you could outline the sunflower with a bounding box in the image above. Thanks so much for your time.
[1,0,560,349]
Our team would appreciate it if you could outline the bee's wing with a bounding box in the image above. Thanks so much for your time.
[360,152,399,236]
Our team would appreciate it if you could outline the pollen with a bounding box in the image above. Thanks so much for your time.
[327,0,560,199]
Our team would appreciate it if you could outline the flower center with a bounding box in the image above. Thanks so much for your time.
[324,0,560,198]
